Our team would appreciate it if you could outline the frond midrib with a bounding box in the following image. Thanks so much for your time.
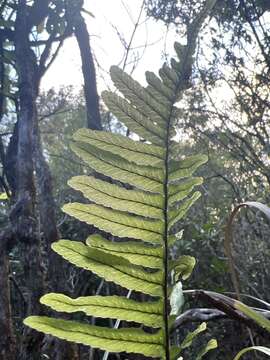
[162,70,189,360]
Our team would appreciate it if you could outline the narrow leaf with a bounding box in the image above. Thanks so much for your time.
[233,346,270,360]
[71,142,163,193]
[63,203,164,244]
[180,323,207,350]
[110,66,169,123]
[234,300,270,332]
[73,128,165,167]
[41,293,163,328]
[169,177,203,206]
[53,240,163,296]
[169,155,208,182]
[146,71,175,102]
[87,234,163,268]
[69,175,163,219]
[168,192,201,229]
[195,339,218,359]
[24,317,165,358]
[102,91,164,146]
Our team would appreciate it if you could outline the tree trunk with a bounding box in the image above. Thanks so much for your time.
[0,33,16,360]
[74,12,102,130]
[33,124,60,292]
[13,2,45,358]
[0,232,16,360]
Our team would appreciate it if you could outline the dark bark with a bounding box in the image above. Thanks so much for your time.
[0,31,16,360]
[5,123,18,195]
[0,35,4,119]
[33,124,60,291]
[0,34,11,195]
[74,13,102,130]
[12,2,44,359]
[27,0,50,29]
[0,230,16,360]
[12,0,39,245]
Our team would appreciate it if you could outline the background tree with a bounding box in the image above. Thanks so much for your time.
[0,1,101,359]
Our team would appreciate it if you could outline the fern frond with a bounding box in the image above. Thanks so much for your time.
[25,41,214,359]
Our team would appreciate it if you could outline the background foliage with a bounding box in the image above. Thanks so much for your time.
[0,0,270,359]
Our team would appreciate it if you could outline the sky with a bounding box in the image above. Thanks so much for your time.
[41,1,176,92]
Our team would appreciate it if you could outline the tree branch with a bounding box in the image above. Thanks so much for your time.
[27,0,50,29]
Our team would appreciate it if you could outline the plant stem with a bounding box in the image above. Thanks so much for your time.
[163,109,171,360]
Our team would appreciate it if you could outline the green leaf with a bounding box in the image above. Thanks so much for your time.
[52,240,163,297]
[170,282,184,316]
[170,255,196,281]
[63,203,164,244]
[233,346,270,360]
[70,142,163,193]
[180,323,207,350]
[168,192,201,229]
[76,141,163,182]
[146,71,175,103]
[87,234,163,269]
[0,192,8,200]
[170,338,217,360]
[24,317,165,358]
[102,91,165,146]
[234,300,270,332]
[170,346,182,360]
[159,64,179,90]
[169,155,208,182]
[68,175,163,219]
[24,39,209,358]
[169,177,203,206]
[73,128,165,167]
[41,293,163,328]
[110,66,169,124]
[195,339,218,359]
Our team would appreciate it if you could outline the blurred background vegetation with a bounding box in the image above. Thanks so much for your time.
[0,0,270,359]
